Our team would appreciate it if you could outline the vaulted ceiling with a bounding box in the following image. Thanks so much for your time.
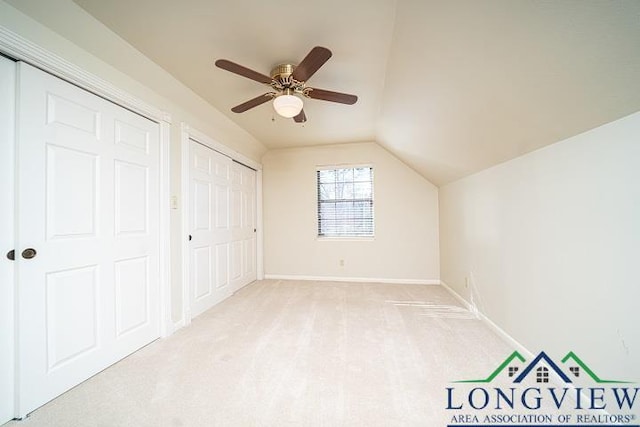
[16,0,640,184]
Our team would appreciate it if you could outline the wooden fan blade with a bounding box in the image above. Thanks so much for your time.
[215,59,273,85]
[291,47,332,82]
[306,88,358,105]
[293,109,307,123]
[231,93,275,113]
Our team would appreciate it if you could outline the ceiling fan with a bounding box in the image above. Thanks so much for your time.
[215,46,358,123]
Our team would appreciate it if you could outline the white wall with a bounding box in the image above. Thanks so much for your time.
[440,112,640,380]
[263,142,439,283]
[0,1,268,323]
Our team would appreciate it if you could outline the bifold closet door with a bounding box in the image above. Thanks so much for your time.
[230,162,257,292]
[16,62,161,416]
[0,55,16,425]
[188,139,233,317]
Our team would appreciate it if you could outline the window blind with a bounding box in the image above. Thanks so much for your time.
[317,166,374,237]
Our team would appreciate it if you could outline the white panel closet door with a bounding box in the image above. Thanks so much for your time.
[16,62,161,416]
[189,139,232,318]
[231,162,257,292]
[0,55,16,425]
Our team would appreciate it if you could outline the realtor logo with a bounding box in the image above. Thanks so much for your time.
[446,351,639,426]
[454,350,630,385]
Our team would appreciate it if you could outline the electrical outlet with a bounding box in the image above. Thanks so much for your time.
[339,259,344,267]
[170,195,178,210]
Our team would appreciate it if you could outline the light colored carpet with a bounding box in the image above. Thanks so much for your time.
[9,280,512,426]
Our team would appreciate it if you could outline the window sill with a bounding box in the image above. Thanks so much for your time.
[316,236,375,242]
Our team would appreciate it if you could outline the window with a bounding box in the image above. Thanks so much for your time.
[569,367,580,378]
[536,367,549,383]
[317,166,374,237]
[508,366,519,377]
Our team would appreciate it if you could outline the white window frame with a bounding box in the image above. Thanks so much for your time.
[316,164,375,240]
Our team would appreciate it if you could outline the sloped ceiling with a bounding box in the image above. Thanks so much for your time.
[11,0,640,185]
[378,0,640,184]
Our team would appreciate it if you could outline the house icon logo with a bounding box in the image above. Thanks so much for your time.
[454,350,630,385]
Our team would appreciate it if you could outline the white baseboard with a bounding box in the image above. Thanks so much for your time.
[439,280,474,311]
[169,318,186,335]
[440,281,533,359]
[264,274,440,285]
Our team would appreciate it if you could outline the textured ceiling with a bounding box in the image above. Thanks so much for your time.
[17,0,640,184]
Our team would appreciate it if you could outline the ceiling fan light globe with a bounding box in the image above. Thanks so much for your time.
[273,94,303,118]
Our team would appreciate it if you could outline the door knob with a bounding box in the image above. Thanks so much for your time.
[22,248,37,259]
[6,249,14,261]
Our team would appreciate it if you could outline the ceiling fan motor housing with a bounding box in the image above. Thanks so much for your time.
[270,64,295,82]
[270,64,307,95]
